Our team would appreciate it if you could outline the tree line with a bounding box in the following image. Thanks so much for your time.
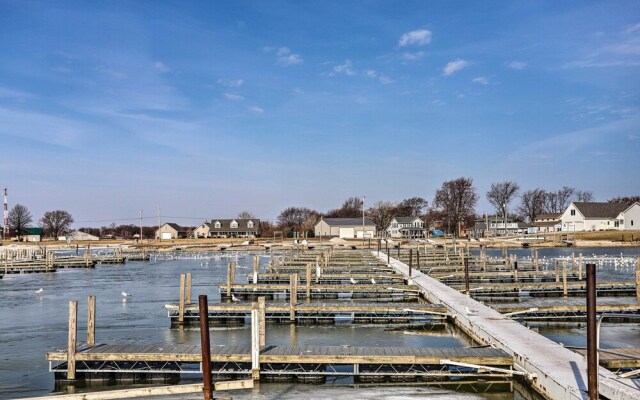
[4,205,74,240]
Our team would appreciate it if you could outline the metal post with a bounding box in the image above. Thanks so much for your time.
[199,295,212,400]
[409,249,413,278]
[586,263,598,400]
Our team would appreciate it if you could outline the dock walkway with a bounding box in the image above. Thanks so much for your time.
[376,250,640,400]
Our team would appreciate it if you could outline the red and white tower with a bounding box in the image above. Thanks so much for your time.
[3,188,8,240]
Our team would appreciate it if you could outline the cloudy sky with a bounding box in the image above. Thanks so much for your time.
[1,1,639,226]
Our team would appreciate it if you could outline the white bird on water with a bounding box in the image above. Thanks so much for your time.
[370,278,376,284]
[121,291,131,297]
[35,288,44,295]
[231,294,240,302]
[350,278,357,285]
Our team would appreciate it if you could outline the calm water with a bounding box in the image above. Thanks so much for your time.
[0,247,638,399]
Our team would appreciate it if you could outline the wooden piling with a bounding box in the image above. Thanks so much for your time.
[409,249,413,278]
[579,254,583,281]
[586,263,598,399]
[289,273,297,321]
[87,295,95,346]
[186,272,192,305]
[258,296,266,347]
[636,257,640,302]
[179,273,186,324]
[315,256,320,284]
[562,261,568,297]
[226,263,232,297]
[253,256,259,284]
[251,307,260,380]
[464,258,470,294]
[514,261,519,284]
[554,259,559,283]
[67,300,78,380]
[306,263,312,301]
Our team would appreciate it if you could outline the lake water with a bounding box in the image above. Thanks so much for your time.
[0,247,638,399]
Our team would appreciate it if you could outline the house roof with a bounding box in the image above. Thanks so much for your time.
[165,223,187,232]
[394,216,423,224]
[535,213,561,220]
[572,202,629,219]
[322,218,376,227]
[210,219,260,231]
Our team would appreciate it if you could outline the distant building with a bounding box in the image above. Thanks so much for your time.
[155,223,189,239]
[386,217,426,239]
[472,215,523,236]
[529,213,561,234]
[22,227,44,242]
[59,231,100,241]
[315,217,376,238]
[561,202,640,231]
[209,219,260,238]
[193,221,211,238]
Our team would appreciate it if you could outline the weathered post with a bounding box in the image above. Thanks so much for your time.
[409,249,413,279]
[386,240,389,264]
[306,263,312,301]
[179,273,186,324]
[226,262,232,297]
[258,296,266,347]
[397,243,400,260]
[199,295,213,400]
[464,258,470,294]
[315,256,321,284]
[636,257,640,302]
[269,247,274,270]
[377,238,380,256]
[554,259,559,283]
[231,262,237,288]
[562,261,568,297]
[579,254,583,281]
[67,300,77,380]
[186,272,192,305]
[416,248,420,271]
[251,303,260,380]
[586,263,598,400]
[514,261,519,284]
[289,273,297,321]
[87,295,96,346]
[253,256,259,284]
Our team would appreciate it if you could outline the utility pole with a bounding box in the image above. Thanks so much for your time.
[3,188,7,241]
[139,210,143,242]
[157,202,162,241]
[362,196,366,246]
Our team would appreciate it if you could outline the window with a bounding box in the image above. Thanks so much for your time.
[570,209,576,216]
[230,220,238,229]
[247,220,254,228]
[214,221,221,229]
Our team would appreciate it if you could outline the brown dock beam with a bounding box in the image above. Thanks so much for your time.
[87,295,95,346]
[586,263,598,399]
[464,258,470,294]
[199,295,213,400]
[179,273,186,324]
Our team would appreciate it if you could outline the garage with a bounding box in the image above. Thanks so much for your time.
[161,232,173,240]
[356,230,374,239]
[339,227,355,238]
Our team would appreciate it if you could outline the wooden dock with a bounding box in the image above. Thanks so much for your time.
[165,301,448,326]
[219,283,420,300]
[47,343,513,383]
[490,297,640,321]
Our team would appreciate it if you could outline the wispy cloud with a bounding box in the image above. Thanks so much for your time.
[96,67,127,79]
[472,76,489,85]
[443,59,469,76]
[224,93,244,101]
[154,61,171,73]
[401,51,426,61]
[507,61,527,70]
[623,22,640,35]
[379,74,394,84]
[331,60,356,76]
[398,29,432,47]
[249,106,264,113]
[363,69,377,78]
[217,79,244,88]
[265,47,304,66]
[0,107,86,148]
[0,86,36,101]
[362,69,394,84]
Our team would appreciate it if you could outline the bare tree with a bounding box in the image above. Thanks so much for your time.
[486,181,520,217]
[367,201,397,232]
[608,195,640,205]
[8,204,33,240]
[433,177,478,236]
[575,190,594,202]
[518,189,546,222]
[40,210,74,239]
[544,186,575,213]
[277,207,319,234]
[237,211,255,219]
[325,196,363,218]
[395,197,428,217]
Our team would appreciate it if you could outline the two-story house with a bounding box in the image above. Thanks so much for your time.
[386,216,426,239]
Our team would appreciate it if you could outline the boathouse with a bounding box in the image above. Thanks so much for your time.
[560,202,635,231]
[314,217,376,238]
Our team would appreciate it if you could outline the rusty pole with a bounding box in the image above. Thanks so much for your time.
[199,295,213,400]
[586,263,598,400]
[464,258,470,294]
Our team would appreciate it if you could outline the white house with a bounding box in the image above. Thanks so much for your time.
[386,217,426,239]
[560,202,630,232]
[193,222,211,238]
[529,213,561,234]
[315,218,376,238]
[155,223,189,239]
[616,202,640,230]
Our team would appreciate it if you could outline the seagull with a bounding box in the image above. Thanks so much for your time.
[121,291,131,297]
[35,288,44,295]
[231,294,240,302]
[465,306,478,315]
[350,278,357,285]
[371,278,376,284]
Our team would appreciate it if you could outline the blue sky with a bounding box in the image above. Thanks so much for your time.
[1,1,639,227]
